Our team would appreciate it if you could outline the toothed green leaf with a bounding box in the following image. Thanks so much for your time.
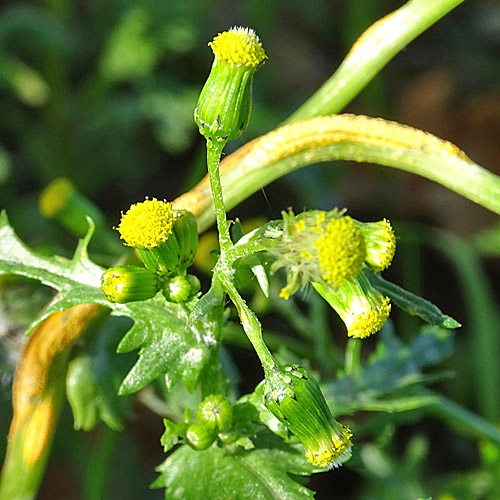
[0,210,219,395]
[153,430,320,500]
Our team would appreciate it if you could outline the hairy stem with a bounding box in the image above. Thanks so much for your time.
[219,272,277,375]
[206,140,232,254]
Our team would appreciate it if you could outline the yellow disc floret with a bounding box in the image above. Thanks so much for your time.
[305,426,352,469]
[316,271,391,339]
[315,216,366,287]
[117,198,174,248]
[345,294,391,339]
[356,218,396,272]
[209,27,267,67]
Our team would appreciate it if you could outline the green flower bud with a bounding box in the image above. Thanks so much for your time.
[197,394,233,434]
[314,270,391,338]
[186,422,216,451]
[39,177,105,238]
[264,365,352,469]
[186,274,201,295]
[173,210,199,270]
[195,27,267,143]
[354,218,396,272]
[162,275,200,303]
[117,198,181,275]
[218,431,238,445]
[101,265,160,303]
[66,356,100,431]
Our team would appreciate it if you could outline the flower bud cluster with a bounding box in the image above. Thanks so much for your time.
[161,395,235,452]
[261,208,396,338]
[100,198,200,304]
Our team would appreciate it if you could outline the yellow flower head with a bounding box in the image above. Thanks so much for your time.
[117,198,174,249]
[305,425,353,469]
[314,271,391,339]
[264,209,366,299]
[264,364,352,469]
[209,27,267,67]
[315,216,366,287]
[343,291,391,339]
[196,27,266,142]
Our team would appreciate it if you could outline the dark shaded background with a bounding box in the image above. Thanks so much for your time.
[1,0,499,498]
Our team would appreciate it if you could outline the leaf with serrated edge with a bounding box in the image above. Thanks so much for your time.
[0,211,217,395]
[153,430,321,499]
[0,211,107,332]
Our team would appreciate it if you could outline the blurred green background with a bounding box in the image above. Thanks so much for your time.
[1,0,500,498]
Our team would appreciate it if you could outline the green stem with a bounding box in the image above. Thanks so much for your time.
[188,114,500,232]
[222,322,313,360]
[286,0,466,123]
[206,140,232,254]
[82,428,119,500]
[218,272,277,375]
[345,338,361,377]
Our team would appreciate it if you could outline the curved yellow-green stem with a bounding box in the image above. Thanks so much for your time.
[287,0,466,122]
[0,304,107,500]
[176,114,500,231]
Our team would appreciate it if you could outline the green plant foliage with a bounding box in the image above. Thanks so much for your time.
[1,1,499,498]
[366,269,461,329]
[153,430,320,500]
[0,211,105,330]
[0,210,218,396]
[66,354,129,431]
[117,299,221,395]
[323,326,454,415]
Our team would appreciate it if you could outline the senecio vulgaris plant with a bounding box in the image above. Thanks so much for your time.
[2,2,500,498]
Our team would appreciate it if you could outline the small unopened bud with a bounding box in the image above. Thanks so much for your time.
[162,274,200,303]
[195,27,267,143]
[197,394,233,434]
[186,422,216,451]
[101,265,160,303]
[264,365,352,469]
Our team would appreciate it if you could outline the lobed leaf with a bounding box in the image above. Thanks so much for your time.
[0,211,218,395]
[153,430,320,500]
